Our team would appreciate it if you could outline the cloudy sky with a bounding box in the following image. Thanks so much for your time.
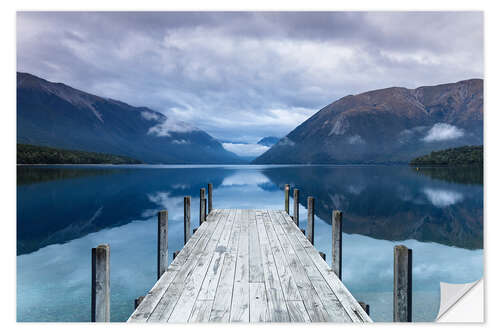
[17,12,483,156]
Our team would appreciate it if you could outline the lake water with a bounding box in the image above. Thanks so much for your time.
[16,165,483,322]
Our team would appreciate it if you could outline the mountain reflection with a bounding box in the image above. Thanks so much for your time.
[17,166,236,254]
[262,166,483,249]
[17,165,483,255]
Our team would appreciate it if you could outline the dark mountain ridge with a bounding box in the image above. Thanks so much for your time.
[17,72,241,164]
[254,79,483,164]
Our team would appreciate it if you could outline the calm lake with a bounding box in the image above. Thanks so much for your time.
[16,164,483,322]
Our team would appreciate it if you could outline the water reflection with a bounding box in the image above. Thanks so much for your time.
[262,166,483,249]
[17,165,483,322]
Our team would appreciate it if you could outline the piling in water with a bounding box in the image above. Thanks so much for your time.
[293,188,299,226]
[157,210,168,280]
[200,188,206,224]
[284,184,290,215]
[307,197,315,245]
[184,196,191,244]
[394,245,412,322]
[332,210,343,280]
[208,183,213,214]
[91,244,110,322]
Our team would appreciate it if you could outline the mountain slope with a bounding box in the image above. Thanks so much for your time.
[254,79,483,164]
[17,72,241,164]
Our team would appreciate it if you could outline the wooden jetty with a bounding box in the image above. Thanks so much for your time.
[91,184,413,323]
[127,208,372,323]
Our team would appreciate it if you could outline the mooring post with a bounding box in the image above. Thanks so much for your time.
[284,184,290,214]
[332,210,343,280]
[91,244,110,322]
[199,188,205,224]
[359,302,370,316]
[134,296,145,309]
[293,188,299,226]
[157,210,168,280]
[319,251,326,261]
[394,245,412,322]
[307,196,315,245]
[208,183,213,214]
[204,198,207,221]
[184,196,191,244]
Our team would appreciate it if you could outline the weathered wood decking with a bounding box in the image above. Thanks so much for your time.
[128,209,372,323]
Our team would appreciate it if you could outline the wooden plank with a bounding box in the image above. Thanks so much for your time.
[286,301,310,322]
[261,211,301,301]
[197,209,237,300]
[209,209,242,322]
[249,283,269,322]
[230,210,250,322]
[249,209,264,283]
[276,211,372,323]
[230,282,250,322]
[145,210,227,322]
[255,210,290,322]
[188,300,213,323]
[267,210,330,322]
[167,210,235,322]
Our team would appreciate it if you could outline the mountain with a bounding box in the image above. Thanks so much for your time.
[257,136,280,147]
[254,79,483,164]
[17,72,241,164]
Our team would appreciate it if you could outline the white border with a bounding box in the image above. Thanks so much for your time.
[2,1,497,332]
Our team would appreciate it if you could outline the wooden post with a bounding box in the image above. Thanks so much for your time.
[307,197,314,245]
[135,296,145,309]
[208,183,213,214]
[204,198,207,221]
[332,210,343,280]
[91,244,110,322]
[359,302,370,316]
[199,188,205,224]
[394,245,412,322]
[284,184,290,214]
[293,188,299,226]
[157,210,168,280]
[173,250,180,260]
[184,196,191,245]
[319,251,326,261]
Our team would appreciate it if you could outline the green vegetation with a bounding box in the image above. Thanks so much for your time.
[17,144,142,165]
[410,145,483,166]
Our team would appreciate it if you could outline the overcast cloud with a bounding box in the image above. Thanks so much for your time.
[17,11,483,152]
